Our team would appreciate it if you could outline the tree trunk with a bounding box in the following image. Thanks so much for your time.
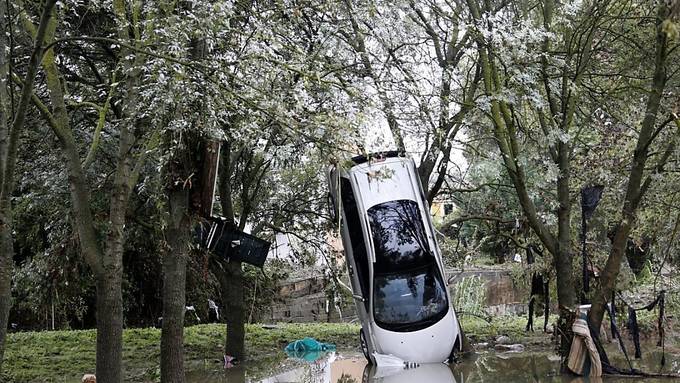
[96,85,136,383]
[224,260,245,360]
[466,0,581,356]
[218,141,235,221]
[217,141,246,360]
[19,3,142,382]
[0,217,11,374]
[159,36,208,379]
[227,366,246,383]
[0,4,9,364]
[0,27,11,364]
[160,188,190,383]
[95,275,123,383]
[555,141,576,308]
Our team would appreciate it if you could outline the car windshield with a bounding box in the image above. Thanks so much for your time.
[367,200,432,273]
[372,263,448,331]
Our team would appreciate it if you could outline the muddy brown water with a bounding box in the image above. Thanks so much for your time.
[185,343,680,383]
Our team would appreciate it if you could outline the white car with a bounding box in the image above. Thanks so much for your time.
[327,152,462,364]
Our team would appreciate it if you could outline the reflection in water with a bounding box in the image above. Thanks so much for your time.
[568,378,603,383]
[260,352,336,383]
[185,345,680,383]
[361,362,457,383]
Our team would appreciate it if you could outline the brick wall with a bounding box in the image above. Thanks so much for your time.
[265,268,529,323]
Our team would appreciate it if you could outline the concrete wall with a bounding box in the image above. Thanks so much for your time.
[266,268,529,323]
[265,275,357,323]
[447,268,529,316]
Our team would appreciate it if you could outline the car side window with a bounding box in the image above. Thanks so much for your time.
[340,178,370,309]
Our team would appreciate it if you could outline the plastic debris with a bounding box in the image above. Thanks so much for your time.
[372,352,406,367]
[371,353,421,378]
[185,306,201,323]
[223,354,237,369]
[284,337,336,362]
[208,299,219,321]
[285,337,336,352]
[495,343,525,352]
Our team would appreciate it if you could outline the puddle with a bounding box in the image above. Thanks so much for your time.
[186,344,680,383]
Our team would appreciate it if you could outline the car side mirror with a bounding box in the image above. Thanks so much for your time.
[353,294,366,302]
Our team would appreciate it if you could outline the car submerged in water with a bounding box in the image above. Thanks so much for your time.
[327,151,462,364]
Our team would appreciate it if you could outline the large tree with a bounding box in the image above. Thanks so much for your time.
[15,1,160,380]
[464,0,605,331]
[464,0,680,347]
[0,0,58,373]
[588,1,680,332]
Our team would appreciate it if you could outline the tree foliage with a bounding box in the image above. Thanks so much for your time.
[2,0,680,379]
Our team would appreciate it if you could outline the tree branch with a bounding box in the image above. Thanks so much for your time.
[82,70,119,171]
[1,0,58,202]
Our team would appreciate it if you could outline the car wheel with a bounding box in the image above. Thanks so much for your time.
[361,363,371,382]
[359,328,372,364]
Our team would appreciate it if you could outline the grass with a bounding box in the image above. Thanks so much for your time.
[7,313,665,382]
[0,317,558,382]
[1,323,362,383]
[460,314,559,348]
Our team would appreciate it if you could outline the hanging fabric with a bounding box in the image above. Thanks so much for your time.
[658,291,666,366]
[567,310,602,377]
[580,185,604,303]
[543,279,549,332]
[525,244,546,332]
[605,303,634,371]
[627,307,642,359]
[581,186,605,220]
[611,291,616,338]
[617,291,666,363]
[596,291,676,378]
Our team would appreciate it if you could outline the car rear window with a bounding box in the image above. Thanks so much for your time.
[373,263,448,330]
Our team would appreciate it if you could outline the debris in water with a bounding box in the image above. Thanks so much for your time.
[284,337,336,362]
[223,354,237,369]
[495,344,525,353]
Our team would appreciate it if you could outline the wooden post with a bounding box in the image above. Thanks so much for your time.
[198,140,220,218]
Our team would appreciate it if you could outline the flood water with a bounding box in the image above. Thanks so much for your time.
[185,344,680,383]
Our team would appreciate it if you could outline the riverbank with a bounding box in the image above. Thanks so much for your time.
[1,315,673,382]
